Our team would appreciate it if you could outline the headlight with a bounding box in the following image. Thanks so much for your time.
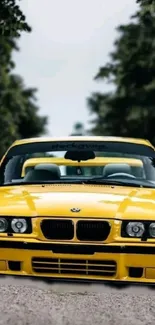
[0,218,8,232]
[149,223,155,238]
[126,222,145,237]
[11,218,27,233]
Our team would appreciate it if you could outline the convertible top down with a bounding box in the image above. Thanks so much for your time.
[0,136,155,284]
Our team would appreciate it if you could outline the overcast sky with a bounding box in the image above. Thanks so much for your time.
[13,0,138,136]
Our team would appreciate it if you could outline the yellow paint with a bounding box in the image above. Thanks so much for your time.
[0,183,155,281]
[0,136,154,282]
[7,136,154,148]
[145,268,155,279]
[0,261,7,271]
[0,184,155,222]
[1,135,153,166]
[0,245,154,283]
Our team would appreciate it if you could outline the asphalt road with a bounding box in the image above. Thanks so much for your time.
[0,277,155,325]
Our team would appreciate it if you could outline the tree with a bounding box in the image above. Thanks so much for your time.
[137,0,155,14]
[0,0,31,36]
[0,0,47,157]
[70,122,85,135]
[87,3,155,144]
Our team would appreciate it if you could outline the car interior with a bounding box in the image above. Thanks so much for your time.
[9,150,146,183]
[22,162,145,183]
[24,164,61,182]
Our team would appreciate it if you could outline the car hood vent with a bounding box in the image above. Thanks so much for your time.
[42,184,112,188]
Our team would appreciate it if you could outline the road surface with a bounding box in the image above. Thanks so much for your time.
[0,277,155,325]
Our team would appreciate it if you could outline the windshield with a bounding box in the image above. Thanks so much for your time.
[1,140,155,188]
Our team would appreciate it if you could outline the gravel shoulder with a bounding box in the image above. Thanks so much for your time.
[0,277,155,325]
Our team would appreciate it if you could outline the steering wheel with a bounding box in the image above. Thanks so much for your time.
[107,172,136,179]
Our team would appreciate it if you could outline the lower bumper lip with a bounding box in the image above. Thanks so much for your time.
[0,240,154,255]
[4,275,155,287]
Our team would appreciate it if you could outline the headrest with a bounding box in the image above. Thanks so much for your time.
[103,163,132,178]
[35,163,61,178]
[23,163,61,181]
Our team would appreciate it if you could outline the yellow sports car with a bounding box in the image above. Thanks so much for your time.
[1,135,155,284]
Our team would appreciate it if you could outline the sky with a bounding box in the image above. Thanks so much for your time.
[13,0,138,136]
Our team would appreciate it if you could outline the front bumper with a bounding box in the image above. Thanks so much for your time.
[1,240,155,283]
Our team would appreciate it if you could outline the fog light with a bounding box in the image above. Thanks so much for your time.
[149,223,155,238]
[126,222,145,237]
[0,218,8,232]
[11,218,27,233]
[8,261,21,271]
[0,261,7,271]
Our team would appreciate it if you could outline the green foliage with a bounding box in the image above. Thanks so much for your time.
[137,0,155,14]
[0,0,47,157]
[0,0,31,36]
[70,122,85,135]
[87,4,155,144]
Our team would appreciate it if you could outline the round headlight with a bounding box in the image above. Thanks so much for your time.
[0,218,8,232]
[149,223,155,238]
[11,218,27,233]
[126,222,145,237]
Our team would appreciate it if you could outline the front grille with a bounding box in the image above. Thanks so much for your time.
[32,257,116,277]
[76,220,110,241]
[41,219,74,240]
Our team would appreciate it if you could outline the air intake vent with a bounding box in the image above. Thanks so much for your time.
[76,220,110,241]
[32,257,116,277]
[41,219,74,240]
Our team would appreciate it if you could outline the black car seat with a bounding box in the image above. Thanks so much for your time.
[23,164,61,181]
[102,163,133,178]
[35,164,60,176]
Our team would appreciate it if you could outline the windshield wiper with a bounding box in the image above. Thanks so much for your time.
[82,177,155,188]
[82,178,134,186]
[2,178,155,189]
[2,180,87,186]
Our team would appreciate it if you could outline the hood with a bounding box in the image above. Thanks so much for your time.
[0,184,155,220]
